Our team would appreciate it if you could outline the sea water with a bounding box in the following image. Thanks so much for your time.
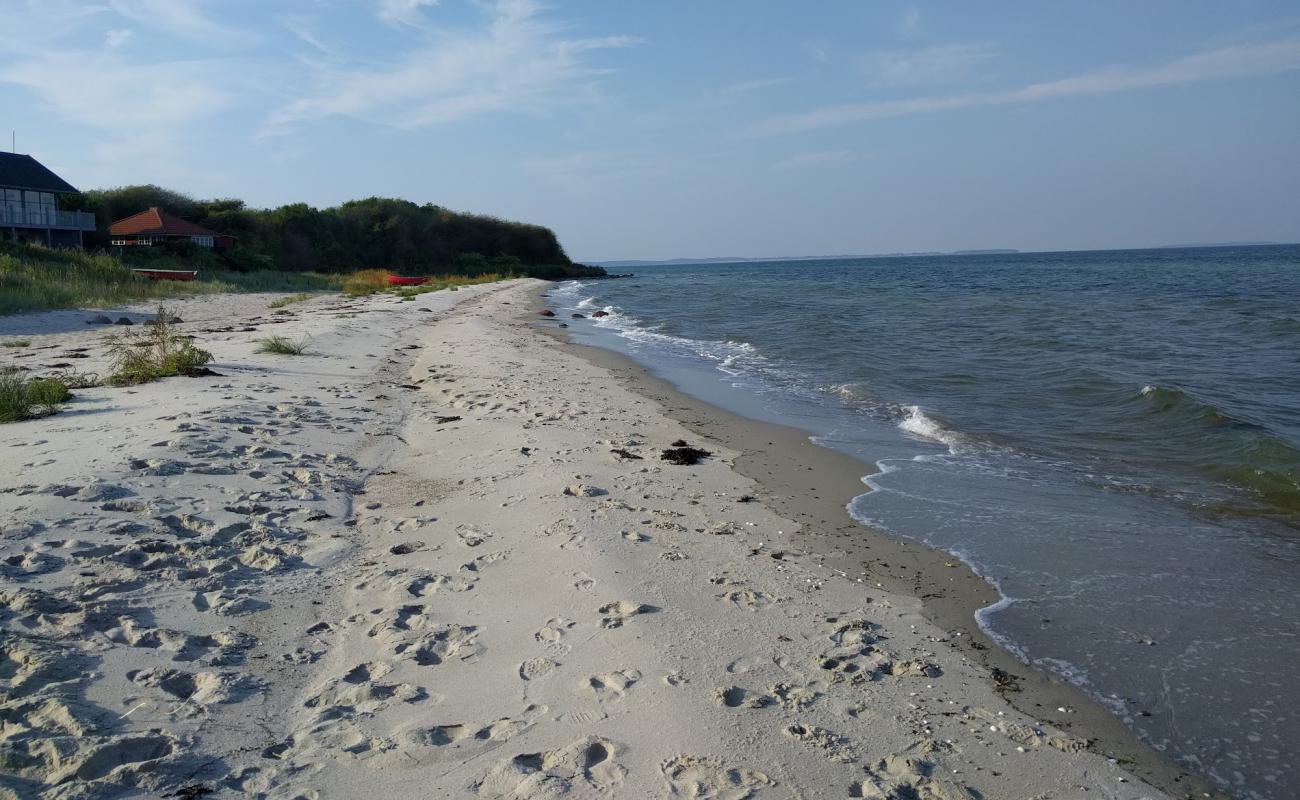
[550,246,1300,800]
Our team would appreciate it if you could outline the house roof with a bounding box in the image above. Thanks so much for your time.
[109,207,218,237]
[0,152,79,193]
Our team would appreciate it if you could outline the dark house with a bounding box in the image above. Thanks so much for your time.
[109,207,232,252]
[0,152,96,247]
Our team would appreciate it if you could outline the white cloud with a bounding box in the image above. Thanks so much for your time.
[774,150,856,171]
[107,0,250,43]
[858,43,996,87]
[105,29,134,49]
[375,0,441,27]
[263,0,637,136]
[0,52,234,132]
[748,38,1300,136]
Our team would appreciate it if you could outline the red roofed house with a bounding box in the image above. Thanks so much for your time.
[109,207,233,252]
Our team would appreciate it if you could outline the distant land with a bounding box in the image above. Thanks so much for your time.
[593,242,1296,268]
[595,249,1020,268]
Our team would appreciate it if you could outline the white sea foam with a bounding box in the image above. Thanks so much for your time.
[898,405,963,451]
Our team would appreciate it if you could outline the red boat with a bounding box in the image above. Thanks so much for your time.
[386,274,430,286]
[132,268,198,281]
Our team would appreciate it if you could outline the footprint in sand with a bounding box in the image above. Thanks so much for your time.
[586,669,640,702]
[407,573,478,596]
[518,657,559,681]
[849,753,969,799]
[455,524,492,547]
[783,723,853,763]
[471,736,626,798]
[660,754,774,798]
[717,587,776,611]
[597,601,655,629]
[572,573,595,592]
[406,704,547,749]
[534,617,575,656]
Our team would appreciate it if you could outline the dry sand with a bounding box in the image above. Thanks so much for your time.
[0,280,1186,798]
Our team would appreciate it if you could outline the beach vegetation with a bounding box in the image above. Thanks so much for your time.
[0,372,72,422]
[256,335,308,355]
[105,307,214,385]
[2,340,30,347]
[267,292,317,308]
[65,187,606,280]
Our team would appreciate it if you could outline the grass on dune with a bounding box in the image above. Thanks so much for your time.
[256,335,308,355]
[267,292,318,309]
[0,372,72,423]
[105,307,214,386]
[0,244,346,315]
[2,340,29,347]
[1,243,516,316]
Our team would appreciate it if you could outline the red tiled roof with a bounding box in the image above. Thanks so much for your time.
[109,207,217,237]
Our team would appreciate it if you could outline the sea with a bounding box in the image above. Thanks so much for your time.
[547,245,1300,800]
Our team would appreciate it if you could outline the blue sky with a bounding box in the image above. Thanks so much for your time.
[1,1,1298,261]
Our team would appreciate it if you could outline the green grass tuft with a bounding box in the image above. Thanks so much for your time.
[0,372,72,423]
[256,335,308,355]
[2,340,29,347]
[106,306,214,386]
[267,292,317,309]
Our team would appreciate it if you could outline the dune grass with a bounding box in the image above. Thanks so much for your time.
[2,340,29,347]
[1,243,516,316]
[256,335,308,355]
[0,372,72,423]
[106,308,214,386]
[267,292,318,309]
[0,244,347,316]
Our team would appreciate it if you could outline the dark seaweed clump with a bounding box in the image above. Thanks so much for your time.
[661,445,711,466]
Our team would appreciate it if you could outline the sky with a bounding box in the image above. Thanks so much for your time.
[1,1,1298,262]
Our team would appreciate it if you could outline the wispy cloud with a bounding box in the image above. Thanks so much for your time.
[858,43,996,87]
[748,38,1300,136]
[522,150,673,189]
[105,29,134,49]
[107,0,250,43]
[720,76,793,95]
[1,52,235,132]
[263,0,637,136]
[374,0,441,28]
[774,149,856,171]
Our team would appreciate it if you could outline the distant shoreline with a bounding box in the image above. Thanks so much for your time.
[592,241,1295,268]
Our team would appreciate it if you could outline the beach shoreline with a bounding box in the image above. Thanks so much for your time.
[0,280,1213,798]
[534,291,1224,799]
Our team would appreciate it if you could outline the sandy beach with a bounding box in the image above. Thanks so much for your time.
[0,280,1203,798]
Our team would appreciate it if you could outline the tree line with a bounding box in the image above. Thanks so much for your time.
[66,185,605,279]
